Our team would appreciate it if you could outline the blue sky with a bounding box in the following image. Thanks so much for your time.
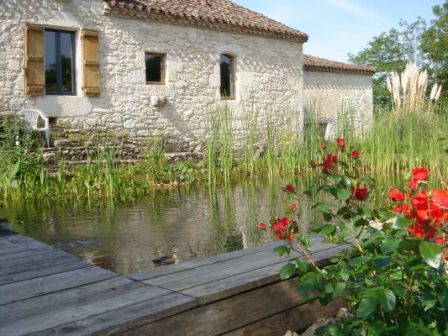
[234,0,444,62]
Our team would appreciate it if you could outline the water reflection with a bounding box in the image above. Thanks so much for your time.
[0,174,405,275]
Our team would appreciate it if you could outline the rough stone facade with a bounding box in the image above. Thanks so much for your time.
[303,71,373,139]
[0,0,304,152]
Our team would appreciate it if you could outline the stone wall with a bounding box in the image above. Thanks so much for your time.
[0,0,304,152]
[303,71,373,139]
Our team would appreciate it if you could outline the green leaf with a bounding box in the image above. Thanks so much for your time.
[333,282,346,297]
[391,283,406,299]
[330,175,343,184]
[323,213,333,222]
[357,296,378,318]
[393,215,413,229]
[274,245,290,257]
[314,202,332,213]
[422,289,437,311]
[319,224,337,236]
[336,188,352,202]
[8,161,20,181]
[295,259,309,273]
[298,272,316,293]
[341,175,352,188]
[361,206,373,219]
[280,263,296,280]
[381,239,400,254]
[349,256,371,266]
[339,269,350,281]
[419,241,442,269]
[399,238,420,251]
[374,256,392,267]
[378,288,396,312]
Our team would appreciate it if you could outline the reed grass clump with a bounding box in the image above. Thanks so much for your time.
[386,61,442,112]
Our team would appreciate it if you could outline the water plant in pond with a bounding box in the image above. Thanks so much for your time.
[2,92,448,204]
[260,140,448,335]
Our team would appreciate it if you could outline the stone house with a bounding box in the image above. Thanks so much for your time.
[0,0,375,151]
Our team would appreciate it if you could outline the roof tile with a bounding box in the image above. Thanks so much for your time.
[304,55,375,75]
[103,0,308,43]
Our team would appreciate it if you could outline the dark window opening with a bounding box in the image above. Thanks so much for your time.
[220,54,235,99]
[304,122,328,141]
[145,53,165,84]
[45,30,76,95]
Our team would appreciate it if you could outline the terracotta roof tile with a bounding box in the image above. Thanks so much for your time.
[103,0,308,43]
[304,55,375,75]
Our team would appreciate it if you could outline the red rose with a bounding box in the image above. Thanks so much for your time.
[278,217,290,229]
[393,204,410,216]
[432,189,448,208]
[320,154,338,173]
[408,223,425,238]
[258,223,266,231]
[336,138,345,150]
[412,167,428,181]
[290,203,297,212]
[435,236,448,245]
[285,184,295,193]
[389,187,406,202]
[352,186,369,201]
[351,149,360,159]
[409,179,418,190]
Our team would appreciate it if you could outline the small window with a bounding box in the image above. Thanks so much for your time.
[220,54,235,99]
[45,30,76,95]
[145,53,165,84]
[304,122,328,141]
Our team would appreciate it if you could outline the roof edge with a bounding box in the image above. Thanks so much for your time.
[103,1,308,44]
[304,55,376,75]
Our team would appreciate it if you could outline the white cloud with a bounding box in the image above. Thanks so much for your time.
[324,0,375,18]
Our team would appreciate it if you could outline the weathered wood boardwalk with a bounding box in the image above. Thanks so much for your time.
[0,228,349,336]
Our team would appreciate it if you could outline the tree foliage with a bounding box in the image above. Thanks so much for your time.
[348,18,428,102]
[421,2,448,94]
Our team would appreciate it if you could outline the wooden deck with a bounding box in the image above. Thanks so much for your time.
[0,228,349,336]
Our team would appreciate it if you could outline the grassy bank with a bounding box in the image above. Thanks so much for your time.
[1,101,448,204]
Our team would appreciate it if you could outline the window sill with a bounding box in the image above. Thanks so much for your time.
[146,82,166,86]
[45,93,77,96]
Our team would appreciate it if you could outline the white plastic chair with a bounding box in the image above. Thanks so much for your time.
[20,108,50,147]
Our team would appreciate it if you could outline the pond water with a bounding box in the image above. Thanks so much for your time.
[0,175,404,275]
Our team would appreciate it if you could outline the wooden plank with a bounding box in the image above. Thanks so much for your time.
[130,236,326,282]
[0,245,50,258]
[0,249,74,269]
[0,247,64,263]
[145,247,301,291]
[144,240,345,293]
[0,254,77,275]
[0,234,49,249]
[36,292,198,336]
[181,244,349,304]
[223,298,346,336]
[0,277,171,336]
[129,241,281,281]
[0,260,91,286]
[118,278,306,336]
[0,266,117,305]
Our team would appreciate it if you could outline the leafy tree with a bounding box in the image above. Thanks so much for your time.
[348,18,428,103]
[422,2,448,95]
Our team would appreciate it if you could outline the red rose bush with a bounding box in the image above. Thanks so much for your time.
[259,138,448,335]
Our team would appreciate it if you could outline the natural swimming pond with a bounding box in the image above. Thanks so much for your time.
[0,174,404,275]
